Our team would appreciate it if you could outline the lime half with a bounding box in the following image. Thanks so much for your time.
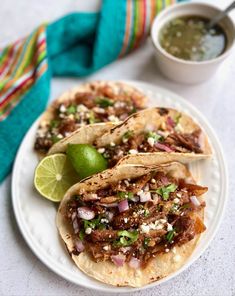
[66,144,108,180]
[34,154,78,202]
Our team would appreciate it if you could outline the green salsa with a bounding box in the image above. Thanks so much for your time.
[159,16,227,62]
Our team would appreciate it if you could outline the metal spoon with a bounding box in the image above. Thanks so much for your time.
[207,1,235,29]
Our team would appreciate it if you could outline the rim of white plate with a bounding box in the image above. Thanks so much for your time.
[11,80,228,293]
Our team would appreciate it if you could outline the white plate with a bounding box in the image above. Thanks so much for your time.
[12,81,228,293]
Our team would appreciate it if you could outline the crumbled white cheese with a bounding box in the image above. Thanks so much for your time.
[167,223,173,231]
[68,114,74,120]
[98,148,105,154]
[140,224,150,234]
[122,137,128,143]
[176,192,182,198]
[173,198,180,204]
[93,107,105,114]
[108,115,119,122]
[110,142,116,147]
[129,149,138,154]
[103,245,110,251]
[151,178,156,184]
[147,137,155,147]
[124,218,128,223]
[85,227,92,234]
[165,248,170,253]
[101,218,109,224]
[114,101,126,108]
[172,247,176,254]
[57,134,63,139]
[59,104,66,113]
[77,104,88,112]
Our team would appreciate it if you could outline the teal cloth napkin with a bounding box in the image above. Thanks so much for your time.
[0,0,180,182]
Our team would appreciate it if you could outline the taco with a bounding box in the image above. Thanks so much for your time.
[57,162,207,287]
[95,107,212,167]
[34,81,147,155]
[49,107,211,166]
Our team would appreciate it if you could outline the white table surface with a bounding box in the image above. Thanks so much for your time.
[1,0,235,295]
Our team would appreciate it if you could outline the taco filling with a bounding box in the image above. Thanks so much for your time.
[97,115,203,167]
[34,84,145,153]
[65,170,207,269]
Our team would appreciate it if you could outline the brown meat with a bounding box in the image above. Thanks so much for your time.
[90,230,118,242]
[59,118,76,135]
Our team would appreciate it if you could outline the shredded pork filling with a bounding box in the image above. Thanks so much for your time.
[98,123,203,167]
[66,171,207,268]
[35,85,145,153]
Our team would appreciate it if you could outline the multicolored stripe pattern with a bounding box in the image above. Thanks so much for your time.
[0,25,47,121]
[0,1,176,121]
[119,0,177,56]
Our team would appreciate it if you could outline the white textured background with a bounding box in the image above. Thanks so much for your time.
[1,0,235,295]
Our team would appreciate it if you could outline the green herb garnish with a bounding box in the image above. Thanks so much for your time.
[146,131,163,142]
[114,230,139,247]
[88,111,96,124]
[144,209,150,217]
[51,135,61,144]
[156,184,178,200]
[122,130,134,141]
[175,113,182,125]
[166,230,175,242]
[79,230,85,241]
[50,119,60,129]
[83,216,101,230]
[67,105,77,114]
[117,191,134,200]
[95,97,114,108]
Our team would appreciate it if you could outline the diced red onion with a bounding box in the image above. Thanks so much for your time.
[160,176,169,186]
[140,191,151,202]
[118,199,129,212]
[111,254,126,266]
[190,195,201,207]
[77,207,95,220]
[155,142,174,152]
[100,202,118,208]
[120,246,131,253]
[143,184,149,192]
[166,116,175,128]
[75,239,85,252]
[128,257,140,269]
[72,218,79,234]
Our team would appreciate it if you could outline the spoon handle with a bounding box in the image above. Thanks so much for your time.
[208,1,235,29]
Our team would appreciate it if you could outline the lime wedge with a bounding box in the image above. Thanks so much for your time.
[66,144,108,180]
[34,154,78,202]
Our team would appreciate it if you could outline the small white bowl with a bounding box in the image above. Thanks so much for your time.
[151,2,235,84]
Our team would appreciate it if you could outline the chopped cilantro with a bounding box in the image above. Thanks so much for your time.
[67,105,77,114]
[117,191,134,200]
[95,97,114,108]
[156,184,178,200]
[175,113,182,125]
[83,216,101,230]
[129,106,137,115]
[79,230,85,241]
[144,209,150,217]
[166,230,175,242]
[114,230,139,246]
[50,119,59,129]
[143,237,150,248]
[51,135,60,144]
[146,131,163,142]
[88,111,96,124]
[122,130,134,141]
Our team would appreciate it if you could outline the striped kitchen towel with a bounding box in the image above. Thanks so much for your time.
[0,0,180,182]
